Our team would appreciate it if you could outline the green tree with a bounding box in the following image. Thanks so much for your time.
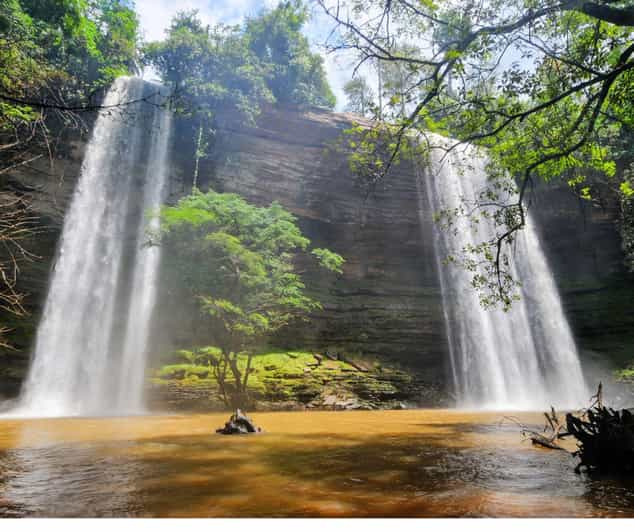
[143,12,272,126]
[343,76,374,116]
[158,189,344,408]
[143,10,273,186]
[144,3,336,186]
[245,0,336,109]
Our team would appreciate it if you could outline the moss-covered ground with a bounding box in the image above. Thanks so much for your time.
[148,348,440,411]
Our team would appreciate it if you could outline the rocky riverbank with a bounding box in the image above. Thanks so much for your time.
[146,350,446,412]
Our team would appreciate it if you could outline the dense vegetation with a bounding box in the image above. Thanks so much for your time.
[158,189,344,408]
[1,0,139,157]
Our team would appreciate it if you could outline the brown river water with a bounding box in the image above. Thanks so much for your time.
[1,410,634,517]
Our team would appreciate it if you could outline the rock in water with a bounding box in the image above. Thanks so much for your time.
[216,409,262,435]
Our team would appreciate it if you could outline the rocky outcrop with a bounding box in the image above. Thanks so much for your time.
[146,350,444,411]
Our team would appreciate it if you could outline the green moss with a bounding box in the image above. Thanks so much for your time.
[157,364,210,380]
[150,346,433,409]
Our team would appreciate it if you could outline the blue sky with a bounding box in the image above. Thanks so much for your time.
[134,0,352,110]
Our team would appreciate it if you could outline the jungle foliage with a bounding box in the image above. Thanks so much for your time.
[158,189,344,408]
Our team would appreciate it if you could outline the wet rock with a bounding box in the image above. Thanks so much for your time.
[215,409,263,435]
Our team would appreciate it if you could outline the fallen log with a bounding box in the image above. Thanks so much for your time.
[507,383,634,475]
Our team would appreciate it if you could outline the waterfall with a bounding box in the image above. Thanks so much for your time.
[420,139,588,410]
[16,77,172,417]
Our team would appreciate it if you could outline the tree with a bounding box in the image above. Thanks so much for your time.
[158,189,344,408]
[319,0,634,307]
[245,0,336,109]
[377,44,422,119]
[343,76,375,116]
[143,11,274,186]
[143,12,272,126]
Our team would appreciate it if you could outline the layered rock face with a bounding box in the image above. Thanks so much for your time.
[2,104,633,402]
[190,109,448,382]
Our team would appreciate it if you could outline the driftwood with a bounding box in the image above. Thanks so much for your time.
[563,381,634,474]
[509,406,571,451]
[215,409,262,435]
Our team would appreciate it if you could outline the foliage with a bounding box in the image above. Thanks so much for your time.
[158,189,344,407]
[338,122,414,195]
[245,0,336,109]
[343,76,375,116]
[152,348,421,410]
[619,164,634,271]
[143,12,272,126]
[320,0,634,307]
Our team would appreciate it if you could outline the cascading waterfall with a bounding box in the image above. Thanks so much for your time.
[16,77,172,417]
[419,138,589,410]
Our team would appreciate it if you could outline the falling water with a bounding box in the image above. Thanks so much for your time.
[419,139,588,410]
[16,77,172,417]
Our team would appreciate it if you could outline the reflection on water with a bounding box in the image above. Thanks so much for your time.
[1,410,634,517]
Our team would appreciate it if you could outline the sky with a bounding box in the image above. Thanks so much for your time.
[134,0,353,110]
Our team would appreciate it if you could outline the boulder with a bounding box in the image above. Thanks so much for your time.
[215,409,263,435]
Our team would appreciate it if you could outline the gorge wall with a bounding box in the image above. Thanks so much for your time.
[2,105,633,401]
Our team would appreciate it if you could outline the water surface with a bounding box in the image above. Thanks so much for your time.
[1,410,633,517]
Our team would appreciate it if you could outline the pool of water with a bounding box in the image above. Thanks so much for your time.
[1,410,633,517]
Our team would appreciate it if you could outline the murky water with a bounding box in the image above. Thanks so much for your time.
[1,410,633,517]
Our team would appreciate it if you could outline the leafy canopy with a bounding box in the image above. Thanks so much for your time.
[245,0,336,109]
[144,0,335,127]
[159,189,344,351]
